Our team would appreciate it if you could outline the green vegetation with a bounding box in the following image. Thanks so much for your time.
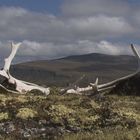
[16,108,38,119]
[0,89,139,139]
[0,112,9,121]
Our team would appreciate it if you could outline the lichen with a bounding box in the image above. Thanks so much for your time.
[85,115,100,122]
[0,92,139,139]
[117,108,140,122]
[115,107,140,122]
[0,112,9,121]
[48,104,75,116]
[47,104,75,124]
[90,100,100,109]
[78,115,100,128]
[30,95,47,102]
[16,108,38,119]
[0,95,12,106]
[16,95,28,103]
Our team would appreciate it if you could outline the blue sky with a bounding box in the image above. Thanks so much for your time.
[0,0,140,64]
[0,0,63,14]
[0,0,139,12]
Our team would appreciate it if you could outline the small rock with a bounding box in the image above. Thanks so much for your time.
[67,126,81,132]
[39,119,47,125]
[39,127,46,132]
[23,132,31,138]
[7,123,15,132]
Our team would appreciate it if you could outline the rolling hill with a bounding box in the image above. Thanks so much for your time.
[10,53,138,87]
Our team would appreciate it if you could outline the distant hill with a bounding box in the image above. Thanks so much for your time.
[10,53,138,87]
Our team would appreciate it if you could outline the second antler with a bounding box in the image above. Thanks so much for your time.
[61,44,140,95]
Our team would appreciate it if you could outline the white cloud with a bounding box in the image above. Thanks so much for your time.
[66,16,133,40]
[18,40,135,57]
[96,41,130,55]
[0,7,134,42]
[0,0,139,62]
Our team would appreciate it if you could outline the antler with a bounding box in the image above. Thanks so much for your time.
[62,44,140,95]
[0,42,50,95]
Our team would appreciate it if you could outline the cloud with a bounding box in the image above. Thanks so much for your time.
[0,7,135,42]
[0,0,139,63]
[61,0,130,17]
[61,0,140,40]
[66,16,133,40]
[14,40,137,57]
[19,40,140,58]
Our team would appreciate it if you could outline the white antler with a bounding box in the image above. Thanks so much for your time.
[0,42,50,95]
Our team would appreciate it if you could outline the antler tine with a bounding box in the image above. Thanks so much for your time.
[3,42,21,72]
[131,44,140,59]
[89,77,99,93]
[90,77,99,86]
[131,44,140,70]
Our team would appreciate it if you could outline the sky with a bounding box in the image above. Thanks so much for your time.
[0,0,140,64]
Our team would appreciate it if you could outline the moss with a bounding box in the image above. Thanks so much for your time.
[0,112,9,121]
[30,95,47,102]
[50,87,60,95]
[15,95,29,103]
[47,104,75,124]
[67,118,77,125]
[0,95,12,106]
[85,115,100,122]
[90,100,100,109]
[48,104,75,116]
[16,108,38,119]
[116,108,140,122]
[0,92,139,139]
